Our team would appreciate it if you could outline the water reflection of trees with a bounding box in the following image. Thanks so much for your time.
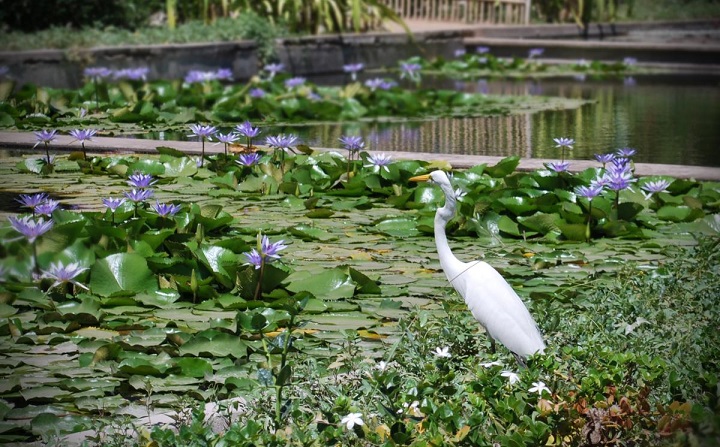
[277,76,720,167]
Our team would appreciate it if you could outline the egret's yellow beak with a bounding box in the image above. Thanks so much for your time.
[409,174,431,182]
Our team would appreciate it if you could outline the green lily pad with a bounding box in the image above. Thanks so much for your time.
[179,331,248,358]
[656,205,704,222]
[373,217,420,237]
[89,253,158,297]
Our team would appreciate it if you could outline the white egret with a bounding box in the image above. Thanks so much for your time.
[410,170,545,360]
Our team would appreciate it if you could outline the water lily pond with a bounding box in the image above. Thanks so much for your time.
[0,143,719,445]
[0,52,719,445]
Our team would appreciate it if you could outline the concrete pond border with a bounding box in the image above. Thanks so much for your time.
[1,131,719,181]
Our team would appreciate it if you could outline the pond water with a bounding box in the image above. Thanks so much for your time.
[259,73,720,167]
[115,73,720,167]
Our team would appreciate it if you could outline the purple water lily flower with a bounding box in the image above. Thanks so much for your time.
[616,147,637,158]
[33,129,57,165]
[215,132,240,156]
[261,235,288,260]
[343,63,364,81]
[264,63,284,79]
[553,137,574,149]
[188,124,218,167]
[102,197,126,212]
[237,153,262,167]
[151,201,182,218]
[575,185,603,199]
[34,129,57,146]
[83,67,113,80]
[35,200,60,216]
[454,49,466,58]
[365,153,393,172]
[343,63,364,73]
[215,132,239,145]
[188,124,217,140]
[244,249,264,269]
[624,76,636,87]
[236,121,261,139]
[340,135,365,153]
[236,121,261,148]
[69,128,97,159]
[606,174,634,192]
[215,68,233,81]
[8,216,54,243]
[127,173,157,188]
[17,193,49,211]
[623,57,638,66]
[594,153,615,166]
[476,46,490,54]
[184,68,233,84]
[123,188,154,203]
[553,137,574,162]
[69,128,97,142]
[243,235,288,269]
[546,161,570,173]
[364,78,395,91]
[42,261,89,291]
[284,77,306,89]
[399,62,422,82]
[265,134,299,152]
[249,87,266,98]
[184,70,216,84]
[266,134,299,169]
[113,67,149,81]
[603,165,634,191]
[641,179,672,197]
[611,157,631,171]
[340,135,365,166]
[528,48,545,58]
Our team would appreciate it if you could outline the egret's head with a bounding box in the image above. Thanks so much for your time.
[410,170,456,221]
[410,170,451,187]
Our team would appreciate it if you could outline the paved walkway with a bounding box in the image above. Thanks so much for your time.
[2,131,718,181]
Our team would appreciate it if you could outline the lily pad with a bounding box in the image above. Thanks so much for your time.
[89,253,158,297]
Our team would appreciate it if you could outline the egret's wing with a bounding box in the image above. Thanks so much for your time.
[452,261,545,356]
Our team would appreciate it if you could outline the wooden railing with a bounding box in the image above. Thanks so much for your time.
[382,0,531,25]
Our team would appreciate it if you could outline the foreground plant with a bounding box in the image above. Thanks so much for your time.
[188,123,217,167]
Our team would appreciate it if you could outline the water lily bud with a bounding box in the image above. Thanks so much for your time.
[190,268,198,294]
[195,223,204,243]
[8,319,21,338]
[91,345,111,364]
[167,333,185,346]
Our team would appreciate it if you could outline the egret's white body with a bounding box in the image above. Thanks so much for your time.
[411,170,545,358]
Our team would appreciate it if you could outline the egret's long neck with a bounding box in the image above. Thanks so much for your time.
[434,182,464,277]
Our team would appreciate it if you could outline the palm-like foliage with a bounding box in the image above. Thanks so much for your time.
[229,0,404,34]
